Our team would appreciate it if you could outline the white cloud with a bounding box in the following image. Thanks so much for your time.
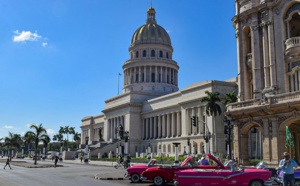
[13,30,42,42]
[4,125,13,129]
[26,124,32,128]
[42,42,48,47]
[47,129,55,134]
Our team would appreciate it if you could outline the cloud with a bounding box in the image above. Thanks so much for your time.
[4,125,13,129]
[13,30,42,42]
[42,42,48,47]
[26,124,33,128]
[47,129,55,134]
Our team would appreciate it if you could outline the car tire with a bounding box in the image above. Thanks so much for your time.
[130,173,140,183]
[295,180,300,186]
[153,176,165,186]
[249,180,263,186]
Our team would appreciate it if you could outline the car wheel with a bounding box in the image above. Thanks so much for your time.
[130,173,140,183]
[249,180,263,186]
[153,176,165,186]
[295,180,300,186]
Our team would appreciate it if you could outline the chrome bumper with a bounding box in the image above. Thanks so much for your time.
[140,176,147,180]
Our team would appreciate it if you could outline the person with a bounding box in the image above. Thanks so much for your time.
[147,153,151,163]
[198,154,210,165]
[127,155,131,164]
[118,154,123,164]
[54,155,59,168]
[279,152,298,186]
[80,154,83,163]
[235,157,239,168]
[3,157,12,169]
[224,154,233,166]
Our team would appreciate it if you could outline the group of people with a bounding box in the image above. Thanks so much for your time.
[197,154,238,169]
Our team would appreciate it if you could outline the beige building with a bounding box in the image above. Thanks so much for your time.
[81,7,237,158]
[228,0,300,166]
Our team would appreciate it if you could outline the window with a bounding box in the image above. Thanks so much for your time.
[151,50,155,57]
[135,51,139,58]
[143,50,147,57]
[151,73,155,82]
[159,51,163,57]
[136,74,139,82]
[166,52,169,59]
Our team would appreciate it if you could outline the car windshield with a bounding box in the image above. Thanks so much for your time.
[255,161,267,169]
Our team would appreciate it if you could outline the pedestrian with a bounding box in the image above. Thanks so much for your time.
[54,155,59,168]
[3,157,12,169]
[279,152,298,186]
[80,154,83,163]
[198,154,210,165]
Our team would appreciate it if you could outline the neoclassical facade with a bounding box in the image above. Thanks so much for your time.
[81,7,237,158]
[228,0,300,166]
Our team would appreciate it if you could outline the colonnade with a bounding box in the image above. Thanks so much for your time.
[124,65,178,86]
[142,111,181,139]
[185,107,206,136]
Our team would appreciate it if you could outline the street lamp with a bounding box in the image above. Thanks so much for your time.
[84,136,89,163]
[124,131,130,162]
[173,143,180,165]
[187,138,190,155]
[224,114,233,158]
[203,123,211,154]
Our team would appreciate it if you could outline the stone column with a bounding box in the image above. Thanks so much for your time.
[177,111,181,137]
[160,67,163,83]
[142,118,145,139]
[162,115,166,138]
[149,117,153,139]
[241,133,249,165]
[155,66,158,83]
[262,24,270,88]
[158,115,161,138]
[172,112,176,137]
[139,66,142,82]
[270,117,279,162]
[251,16,263,98]
[144,66,147,82]
[154,116,157,139]
[166,113,170,138]
[146,118,149,139]
[262,119,271,162]
[165,67,167,83]
[267,17,276,88]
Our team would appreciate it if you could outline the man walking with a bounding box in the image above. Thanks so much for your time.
[279,152,298,186]
[3,157,12,169]
[54,155,59,168]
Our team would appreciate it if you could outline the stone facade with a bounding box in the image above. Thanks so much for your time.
[229,0,300,166]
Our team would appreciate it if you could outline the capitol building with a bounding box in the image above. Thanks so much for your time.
[81,0,300,166]
[80,6,237,158]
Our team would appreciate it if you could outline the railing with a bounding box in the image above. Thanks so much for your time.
[228,91,300,110]
[285,37,300,50]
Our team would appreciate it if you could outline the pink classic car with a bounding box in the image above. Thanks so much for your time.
[173,165,273,186]
[124,159,158,183]
[141,155,227,186]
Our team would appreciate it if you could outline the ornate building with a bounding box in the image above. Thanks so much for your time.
[228,0,300,166]
[81,7,237,158]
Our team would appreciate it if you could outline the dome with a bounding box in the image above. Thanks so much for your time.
[130,7,172,47]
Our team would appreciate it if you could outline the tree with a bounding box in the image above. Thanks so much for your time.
[201,91,222,153]
[73,132,81,149]
[4,132,22,159]
[224,91,238,106]
[24,123,50,165]
[69,127,75,142]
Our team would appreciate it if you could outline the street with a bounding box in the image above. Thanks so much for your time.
[0,158,157,186]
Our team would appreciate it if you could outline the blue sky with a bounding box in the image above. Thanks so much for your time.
[0,0,237,140]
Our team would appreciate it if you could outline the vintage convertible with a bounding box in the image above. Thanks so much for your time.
[124,159,158,183]
[173,161,273,186]
[140,154,227,186]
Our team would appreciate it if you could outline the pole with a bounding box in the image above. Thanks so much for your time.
[228,122,232,158]
[118,73,121,95]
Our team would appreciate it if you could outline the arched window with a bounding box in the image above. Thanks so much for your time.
[143,50,147,57]
[135,51,139,58]
[151,50,155,57]
[159,51,163,57]
[166,52,169,59]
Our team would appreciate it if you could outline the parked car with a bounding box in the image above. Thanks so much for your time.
[140,154,226,186]
[173,160,273,186]
[124,159,158,183]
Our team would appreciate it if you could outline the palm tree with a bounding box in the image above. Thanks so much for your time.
[69,127,75,142]
[4,132,22,160]
[24,123,50,165]
[224,91,238,106]
[73,132,81,149]
[201,91,222,153]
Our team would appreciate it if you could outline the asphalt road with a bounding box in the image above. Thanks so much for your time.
[0,160,149,186]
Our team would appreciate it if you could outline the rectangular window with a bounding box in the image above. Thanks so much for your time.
[151,73,155,82]
[142,73,144,82]
[136,74,139,82]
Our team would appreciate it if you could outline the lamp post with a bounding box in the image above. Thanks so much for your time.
[224,114,233,158]
[84,136,89,163]
[187,138,190,155]
[124,131,129,161]
[173,143,180,165]
[203,123,211,154]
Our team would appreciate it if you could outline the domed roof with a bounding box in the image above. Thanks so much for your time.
[131,7,172,47]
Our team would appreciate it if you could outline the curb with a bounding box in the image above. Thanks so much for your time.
[94,175,126,180]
